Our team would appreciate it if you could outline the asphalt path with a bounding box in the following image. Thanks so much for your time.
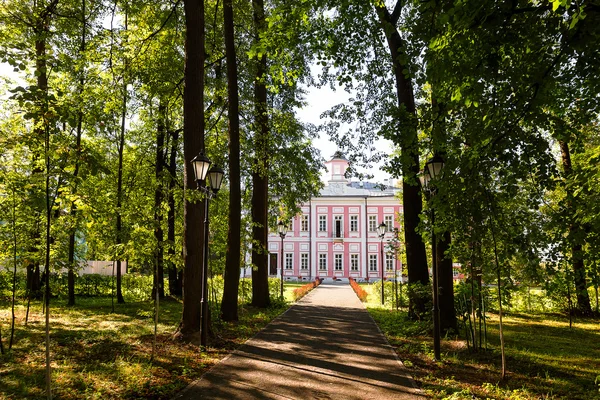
[173,282,424,399]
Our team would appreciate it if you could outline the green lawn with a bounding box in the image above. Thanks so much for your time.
[0,293,291,399]
[359,284,600,399]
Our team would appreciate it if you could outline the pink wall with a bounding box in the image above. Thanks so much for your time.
[269,202,403,280]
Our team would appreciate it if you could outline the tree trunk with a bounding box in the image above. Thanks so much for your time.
[176,0,206,341]
[250,0,270,308]
[153,100,166,299]
[167,129,182,296]
[559,140,592,315]
[221,0,241,321]
[10,189,18,349]
[114,5,129,305]
[27,1,59,300]
[430,93,456,331]
[116,80,126,305]
[374,3,429,317]
[437,231,457,331]
[67,0,87,307]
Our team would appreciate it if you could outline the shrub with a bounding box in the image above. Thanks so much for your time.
[292,279,321,301]
[372,279,404,308]
[349,277,368,302]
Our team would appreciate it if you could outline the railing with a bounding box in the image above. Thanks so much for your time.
[332,231,344,238]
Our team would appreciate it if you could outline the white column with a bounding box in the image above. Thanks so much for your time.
[361,196,367,278]
[311,200,317,279]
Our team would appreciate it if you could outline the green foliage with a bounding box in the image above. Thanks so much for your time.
[0,270,162,302]
[207,276,284,308]
[371,279,407,308]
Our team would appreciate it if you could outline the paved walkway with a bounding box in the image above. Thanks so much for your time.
[173,282,423,399]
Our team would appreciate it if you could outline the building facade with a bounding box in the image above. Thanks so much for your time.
[267,155,403,281]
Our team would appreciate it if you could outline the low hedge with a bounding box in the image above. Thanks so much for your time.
[292,279,321,301]
[349,277,368,302]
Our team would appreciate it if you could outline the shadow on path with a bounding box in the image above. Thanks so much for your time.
[173,283,423,399]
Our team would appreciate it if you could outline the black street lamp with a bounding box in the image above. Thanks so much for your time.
[393,227,400,311]
[191,151,224,348]
[377,221,386,305]
[419,154,445,361]
[277,220,287,300]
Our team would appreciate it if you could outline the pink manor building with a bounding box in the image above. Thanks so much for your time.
[267,154,403,282]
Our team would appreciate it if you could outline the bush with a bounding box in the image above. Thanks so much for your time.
[0,269,26,299]
[291,279,321,301]
[349,277,368,302]
[0,271,158,302]
[372,279,406,308]
[268,277,281,299]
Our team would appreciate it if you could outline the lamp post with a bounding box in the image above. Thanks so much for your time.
[191,151,224,348]
[419,154,445,361]
[377,222,386,305]
[393,227,399,311]
[277,220,287,300]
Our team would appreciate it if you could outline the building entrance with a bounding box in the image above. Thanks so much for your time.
[269,253,278,276]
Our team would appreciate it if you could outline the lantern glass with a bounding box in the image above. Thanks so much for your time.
[426,155,445,180]
[377,222,386,238]
[207,166,225,193]
[277,220,287,238]
[191,152,211,183]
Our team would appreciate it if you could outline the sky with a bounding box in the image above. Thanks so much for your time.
[295,83,393,185]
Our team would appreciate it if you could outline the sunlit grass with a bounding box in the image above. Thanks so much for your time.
[0,296,288,399]
[365,287,600,400]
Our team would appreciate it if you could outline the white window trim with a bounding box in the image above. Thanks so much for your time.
[301,215,309,231]
[334,254,343,271]
[350,254,359,272]
[301,253,309,270]
[368,215,377,232]
[319,254,327,271]
[334,215,343,238]
[285,253,293,270]
[319,215,327,232]
[369,254,378,271]
[350,215,358,232]
[385,253,394,271]
[384,215,393,232]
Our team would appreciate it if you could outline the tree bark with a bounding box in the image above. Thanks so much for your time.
[559,140,592,315]
[221,0,241,321]
[250,0,270,308]
[153,100,166,299]
[176,0,206,341]
[374,3,429,317]
[27,1,59,300]
[437,231,457,331]
[167,129,182,296]
[67,0,87,307]
[114,4,129,305]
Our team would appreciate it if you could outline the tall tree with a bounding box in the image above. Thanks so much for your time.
[373,2,430,316]
[176,0,206,341]
[250,0,270,308]
[114,1,130,304]
[167,128,182,296]
[559,139,593,315]
[153,100,166,299]
[66,0,88,306]
[220,0,241,321]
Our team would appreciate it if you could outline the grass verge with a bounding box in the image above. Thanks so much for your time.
[361,282,600,399]
[0,295,289,399]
